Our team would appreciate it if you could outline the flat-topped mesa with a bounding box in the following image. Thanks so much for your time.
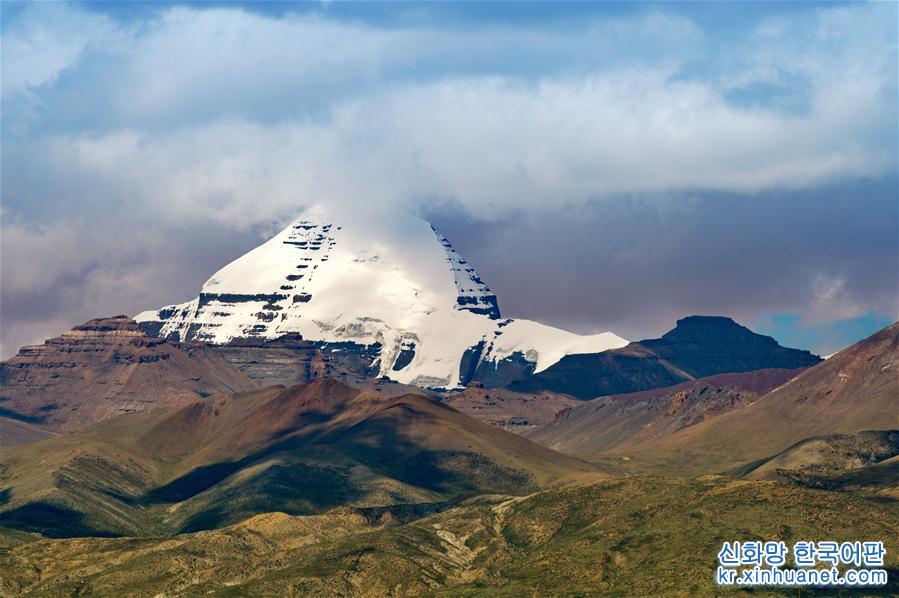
[135,211,628,389]
[15,316,162,359]
[641,315,821,378]
[655,315,770,344]
[59,315,149,339]
[70,315,147,334]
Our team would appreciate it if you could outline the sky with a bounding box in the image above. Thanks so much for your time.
[1,0,897,358]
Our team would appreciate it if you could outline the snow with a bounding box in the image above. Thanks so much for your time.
[135,207,628,388]
[484,319,628,373]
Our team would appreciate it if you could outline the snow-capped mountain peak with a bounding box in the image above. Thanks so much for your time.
[135,210,627,388]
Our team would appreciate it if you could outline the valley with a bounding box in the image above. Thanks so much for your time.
[0,318,896,595]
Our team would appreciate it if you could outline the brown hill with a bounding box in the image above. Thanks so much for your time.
[440,386,579,432]
[0,379,594,538]
[737,430,899,483]
[529,368,802,456]
[730,430,899,503]
[0,316,257,437]
[592,322,899,474]
[0,417,57,448]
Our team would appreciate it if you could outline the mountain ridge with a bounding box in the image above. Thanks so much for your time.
[534,321,897,474]
[507,315,821,399]
[528,367,806,455]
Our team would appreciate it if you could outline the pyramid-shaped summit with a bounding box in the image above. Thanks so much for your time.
[136,210,627,388]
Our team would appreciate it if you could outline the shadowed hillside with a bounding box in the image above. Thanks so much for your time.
[736,430,899,491]
[0,379,594,538]
[508,316,820,399]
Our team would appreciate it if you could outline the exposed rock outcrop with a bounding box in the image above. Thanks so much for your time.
[0,316,257,437]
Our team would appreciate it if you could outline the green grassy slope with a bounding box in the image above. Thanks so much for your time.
[2,475,895,596]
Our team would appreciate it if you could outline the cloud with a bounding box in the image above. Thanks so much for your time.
[6,64,894,227]
[427,175,898,352]
[2,3,894,221]
[0,3,121,99]
[0,214,268,356]
[3,6,705,131]
[0,1,896,356]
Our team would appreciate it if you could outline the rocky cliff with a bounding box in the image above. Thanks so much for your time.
[0,316,257,437]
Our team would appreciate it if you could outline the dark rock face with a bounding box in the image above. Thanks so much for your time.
[458,342,487,386]
[198,293,288,308]
[208,336,329,387]
[641,316,821,378]
[392,342,416,372]
[209,335,382,387]
[466,351,537,388]
[508,316,822,400]
[455,295,501,319]
[509,346,686,399]
[432,226,502,320]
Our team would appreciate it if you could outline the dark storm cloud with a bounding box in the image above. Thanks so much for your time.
[428,177,898,352]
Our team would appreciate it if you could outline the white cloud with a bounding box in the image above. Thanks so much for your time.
[0,3,121,98]
[14,61,891,230]
[0,1,895,355]
[805,273,871,324]
[2,2,893,226]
